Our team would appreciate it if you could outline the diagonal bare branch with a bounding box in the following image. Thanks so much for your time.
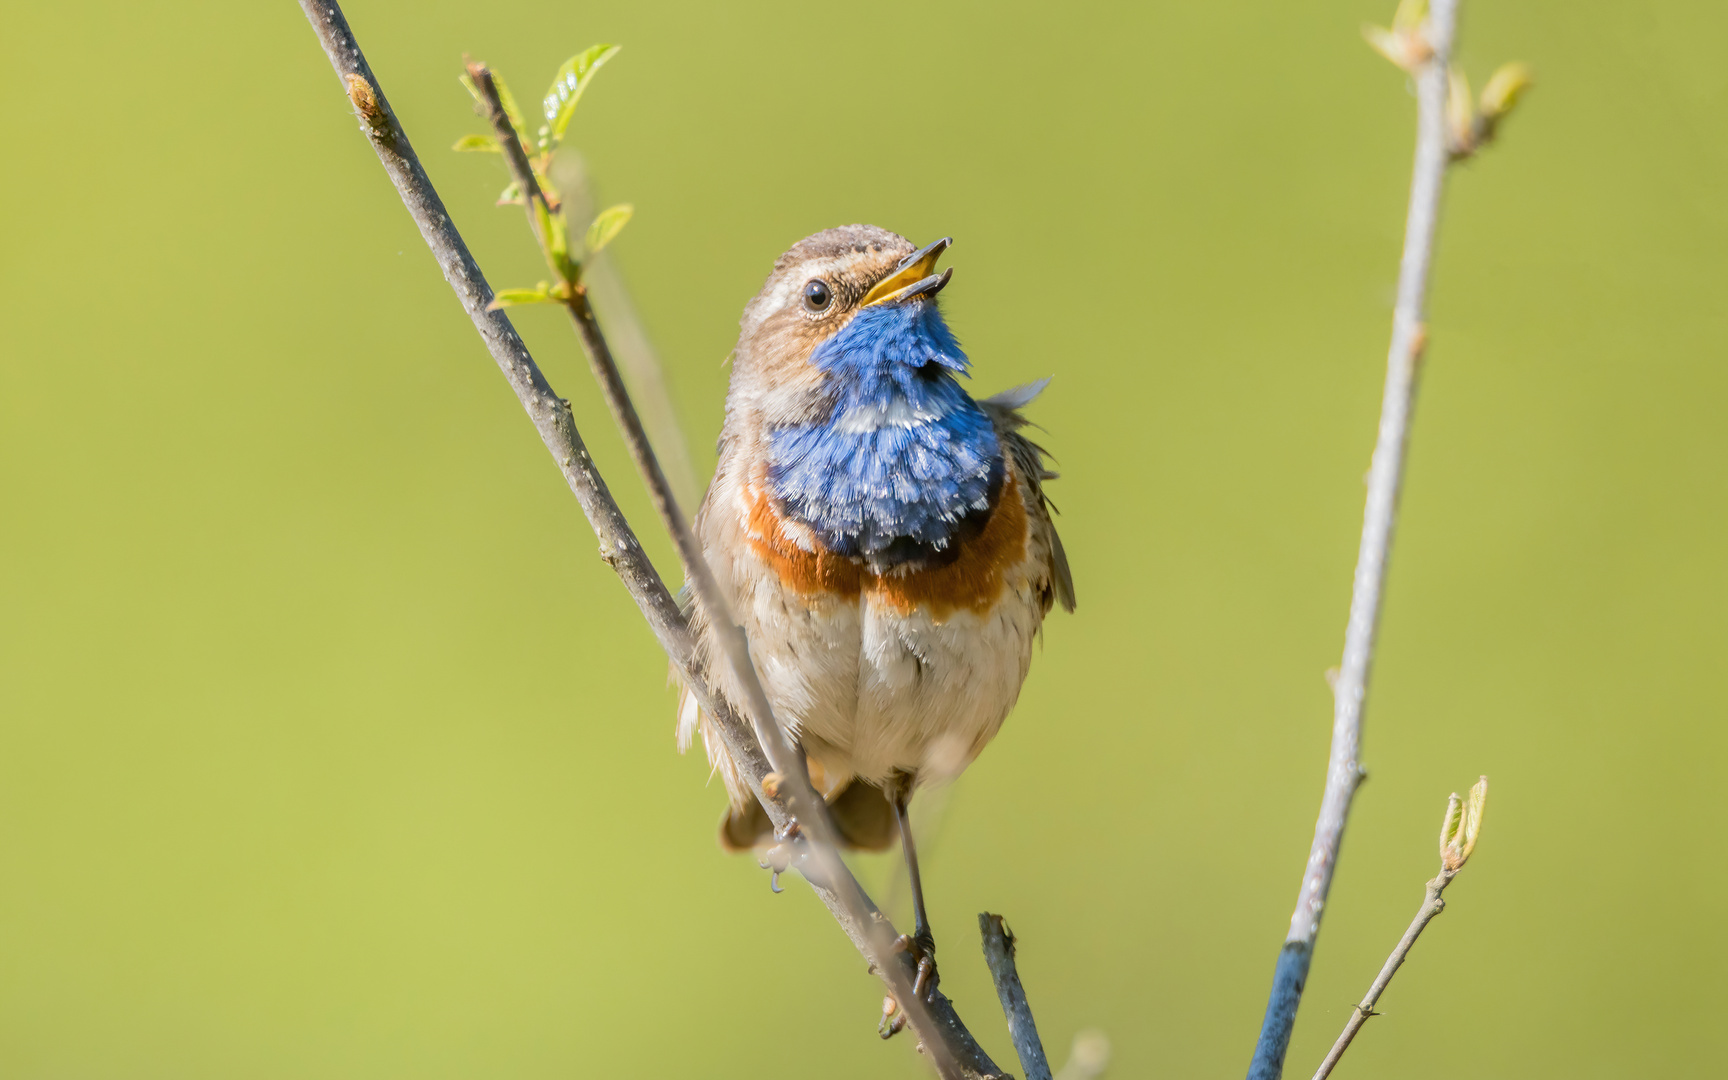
[297,4,1003,1075]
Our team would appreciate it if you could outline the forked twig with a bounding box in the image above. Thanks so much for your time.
[298,4,1004,1076]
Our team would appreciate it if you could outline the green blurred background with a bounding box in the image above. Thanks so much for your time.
[3,0,1724,1076]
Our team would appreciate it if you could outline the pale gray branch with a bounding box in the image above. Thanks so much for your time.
[299,6,1002,1076]
[1247,2,1460,1076]
[1289,0,1456,953]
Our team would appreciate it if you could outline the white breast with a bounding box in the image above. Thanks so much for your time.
[838,582,1045,785]
[684,447,1059,805]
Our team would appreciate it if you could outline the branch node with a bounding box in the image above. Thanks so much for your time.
[342,73,392,141]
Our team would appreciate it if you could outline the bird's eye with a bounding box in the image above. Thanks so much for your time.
[802,279,833,313]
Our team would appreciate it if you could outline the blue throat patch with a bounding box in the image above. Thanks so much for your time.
[767,301,1004,569]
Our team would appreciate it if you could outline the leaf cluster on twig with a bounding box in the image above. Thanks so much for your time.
[1364,0,1533,159]
[452,51,630,308]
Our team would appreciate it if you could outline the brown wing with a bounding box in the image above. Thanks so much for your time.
[981,382,1076,614]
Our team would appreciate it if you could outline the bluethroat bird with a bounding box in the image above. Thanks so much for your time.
[677,225,1074,995]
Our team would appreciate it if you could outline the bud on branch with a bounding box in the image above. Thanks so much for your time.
[1439,776,1488,872]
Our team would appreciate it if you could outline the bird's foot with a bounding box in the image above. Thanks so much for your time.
[877,995,907,1039]
[877,931,938,1038]
[892,929,940,1001]
[757,842,793,893]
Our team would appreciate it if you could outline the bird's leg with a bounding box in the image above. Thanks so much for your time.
[888,773,938,1000]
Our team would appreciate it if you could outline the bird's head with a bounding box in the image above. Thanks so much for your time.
[731,225,963,424]
[728,225,1002,568]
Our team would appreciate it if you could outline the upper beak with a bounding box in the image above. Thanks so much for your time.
[859,237,954,307]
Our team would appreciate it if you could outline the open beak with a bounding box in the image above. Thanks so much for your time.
[860,237,954,307]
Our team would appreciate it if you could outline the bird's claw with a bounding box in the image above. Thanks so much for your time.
[878,995,907,1039]
[913,954,936,1000]
[876,931,937,1038]
[757,842,793,893]
[891,931,940,1001]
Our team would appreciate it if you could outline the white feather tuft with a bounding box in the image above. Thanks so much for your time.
[984,377,1054,410]
[676,686,700,753]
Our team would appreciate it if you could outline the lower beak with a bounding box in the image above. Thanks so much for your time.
[860,237,954,307]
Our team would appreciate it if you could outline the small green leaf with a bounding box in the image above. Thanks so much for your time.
[1438,776,1489,872]
[490,71,530,139]
[1460,776,1488,857]
[497,181,522,206]
[487,284,558,310]
[543,44,621,143]
[584,202,633,254]
[452,133,500,153]
[1478,62,1534,120]
[458,72,480,102]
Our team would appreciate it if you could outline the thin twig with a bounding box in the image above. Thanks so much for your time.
[1309,869,1453,1080]
[980,914,1053,1080]
[299,7,1000,1076]
[1245,2,1459,1077]
[468,64,694,611]
[1311,778,1487,1080]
